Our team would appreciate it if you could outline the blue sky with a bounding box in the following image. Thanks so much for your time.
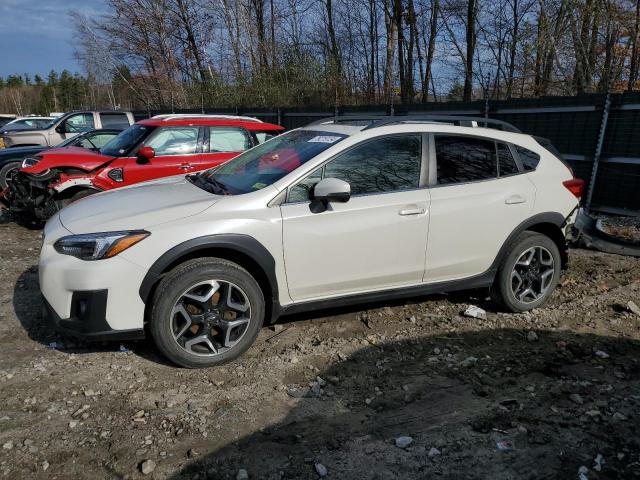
[0,0,105,78]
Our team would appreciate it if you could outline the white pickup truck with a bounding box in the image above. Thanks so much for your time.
[0,110,135,148]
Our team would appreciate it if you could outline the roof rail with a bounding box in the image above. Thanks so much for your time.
[308,115,389,126]
[310,114,521,133]
[152,114,263,123]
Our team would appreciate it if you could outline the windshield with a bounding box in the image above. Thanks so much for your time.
[42,118,58,129]
[57,132,87,148]
[100,124,154,157]
[194,130,347,195]
[8,118,52,130]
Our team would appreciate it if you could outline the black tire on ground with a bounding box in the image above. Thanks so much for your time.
[491,231,562,312]
[149,258,265,368]
[0,161,20,190]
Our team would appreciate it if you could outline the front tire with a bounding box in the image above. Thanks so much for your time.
[53,188,100,217]
[491,231,562,312]
[0,161,20,189]
[149,258,265,368]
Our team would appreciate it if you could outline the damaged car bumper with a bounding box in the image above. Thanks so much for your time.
[571,209,640,257]
[4,170,64,219]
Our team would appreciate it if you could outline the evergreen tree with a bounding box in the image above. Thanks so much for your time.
[6,75,23,87]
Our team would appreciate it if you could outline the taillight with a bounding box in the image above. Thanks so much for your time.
[563,178,584,199]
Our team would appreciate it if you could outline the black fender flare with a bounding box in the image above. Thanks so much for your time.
[138,214,568,324]
[138,234,280,319]
[489,211,568,272]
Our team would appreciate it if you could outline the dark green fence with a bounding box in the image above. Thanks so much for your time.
[134,92,640,216]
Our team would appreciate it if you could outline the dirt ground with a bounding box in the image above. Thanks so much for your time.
[1,210,640,480]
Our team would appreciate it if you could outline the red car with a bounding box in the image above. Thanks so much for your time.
[3,115,284,220]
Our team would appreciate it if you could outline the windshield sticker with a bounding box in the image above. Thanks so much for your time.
[307,135,342,144]
[252,182,268,190]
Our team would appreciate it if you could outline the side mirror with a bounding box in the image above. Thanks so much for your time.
[55,123,66,134]
[137,146,155,163]
[310,178,350,212]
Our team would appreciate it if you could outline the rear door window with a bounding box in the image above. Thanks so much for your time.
[435,135,498,185]
[209,127,252,152]
[497,142,520,176]
[100,113,130,129]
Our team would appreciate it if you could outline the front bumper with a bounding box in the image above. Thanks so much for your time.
[43,292,144,341]
[5,170,58,219]
[40,215,149,338]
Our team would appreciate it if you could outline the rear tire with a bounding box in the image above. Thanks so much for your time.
[491,231,561,312]
[149,258,265,368]
[0,161,20,190]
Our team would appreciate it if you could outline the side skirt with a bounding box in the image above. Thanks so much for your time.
[280,269,496,317]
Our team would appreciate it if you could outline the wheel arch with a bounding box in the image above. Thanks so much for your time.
[0,160,22,187]
[0,157,25,167]
[55,185,102,200]
[491,212,569,271]
[139,234,280,324]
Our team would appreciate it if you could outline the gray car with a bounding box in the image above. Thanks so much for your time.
[0,110,134,149]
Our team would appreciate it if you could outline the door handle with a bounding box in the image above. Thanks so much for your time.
[505,195,526,205]
[399,206,426,216]
[179,163,193,170]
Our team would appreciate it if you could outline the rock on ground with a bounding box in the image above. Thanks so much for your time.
[1,211,640,479]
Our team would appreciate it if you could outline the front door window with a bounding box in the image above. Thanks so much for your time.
[143,127,199,156]
[64,113,95,133]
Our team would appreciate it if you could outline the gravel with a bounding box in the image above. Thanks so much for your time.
[1,211,640,479]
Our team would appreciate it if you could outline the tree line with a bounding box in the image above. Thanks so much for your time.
[3,0,640,114]
[0,71,93,116]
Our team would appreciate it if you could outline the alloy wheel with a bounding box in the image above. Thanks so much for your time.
[170,280,252,356]
[510,246,556,304]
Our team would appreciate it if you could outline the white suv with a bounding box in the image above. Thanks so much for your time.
[39,116,583,368]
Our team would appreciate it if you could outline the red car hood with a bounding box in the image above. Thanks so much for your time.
[22,146,112,174]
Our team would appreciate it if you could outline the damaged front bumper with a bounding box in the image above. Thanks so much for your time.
[3,170,61,220]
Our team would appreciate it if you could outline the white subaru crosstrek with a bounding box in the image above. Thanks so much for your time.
[39,116,584,368]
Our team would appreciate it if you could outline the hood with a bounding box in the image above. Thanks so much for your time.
[59,175,219,233]
[2,127,44,136]
[0,125,34,134]
[0,145,46,160]
[23,146,112,173]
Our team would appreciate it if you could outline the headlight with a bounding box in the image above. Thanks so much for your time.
[22,157,40,168]
[54,230,150,261]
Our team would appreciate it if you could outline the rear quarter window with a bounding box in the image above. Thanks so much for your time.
[255,131,279,144]
[514,146,541,171]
